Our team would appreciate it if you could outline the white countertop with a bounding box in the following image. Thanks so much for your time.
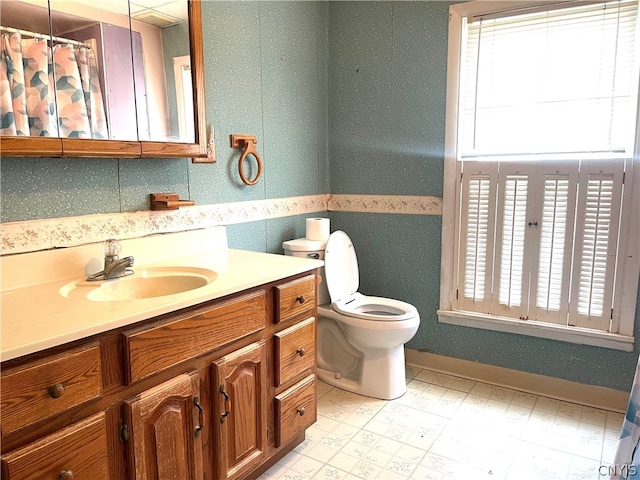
[1,229,323,362]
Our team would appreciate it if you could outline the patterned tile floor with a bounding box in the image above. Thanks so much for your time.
[259,366,624,480]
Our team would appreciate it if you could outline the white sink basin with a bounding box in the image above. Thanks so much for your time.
[59,267,218,301]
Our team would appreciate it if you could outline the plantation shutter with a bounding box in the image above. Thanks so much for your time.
[531,163,578,325]
[459,161,584,322]
[570,160,625,331]
[493,164,536,320]
[458,162,497,314]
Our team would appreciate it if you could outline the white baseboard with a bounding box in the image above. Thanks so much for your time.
[405,349,629,413]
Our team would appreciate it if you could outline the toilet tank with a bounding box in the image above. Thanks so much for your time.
[282,238,330,305]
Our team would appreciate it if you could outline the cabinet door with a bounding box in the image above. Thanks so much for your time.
[124,371,204,480]
[213,341,268,480]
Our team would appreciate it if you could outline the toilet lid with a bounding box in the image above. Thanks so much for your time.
[324,230,359,303]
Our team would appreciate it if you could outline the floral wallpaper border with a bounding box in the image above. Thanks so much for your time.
[328,194,442,215]
[1,194,442,255]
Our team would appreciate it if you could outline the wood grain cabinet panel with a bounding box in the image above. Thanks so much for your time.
[274,274,316,323]
[0,343,102,434]
[213,341,268,480]
[123,290,267,383]
[274,317,316,387]
[1,412,109,480]
[124,371,203,480]
[275,375,317,448]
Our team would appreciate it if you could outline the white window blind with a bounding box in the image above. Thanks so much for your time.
[454,0,638,334]
[461,0,639,159]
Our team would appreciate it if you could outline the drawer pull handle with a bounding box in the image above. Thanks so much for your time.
[219,385,232,423]
[296,348,306,356]
[59,470,74,480]
[296,407,306,416]
[194,396,205,437]
[296,295,306,304]
[49,383,65,399]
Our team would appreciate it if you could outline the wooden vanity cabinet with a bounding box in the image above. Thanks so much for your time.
[0,270,319,480]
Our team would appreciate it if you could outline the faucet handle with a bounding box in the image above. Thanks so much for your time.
[104,239,122,258]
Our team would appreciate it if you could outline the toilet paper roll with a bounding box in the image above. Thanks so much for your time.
[306,217,330,241]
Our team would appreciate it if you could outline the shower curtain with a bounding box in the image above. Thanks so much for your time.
[611,355,640,479]
[0,30,107,139]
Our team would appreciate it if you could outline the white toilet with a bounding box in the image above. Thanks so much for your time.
[283,230,420,400]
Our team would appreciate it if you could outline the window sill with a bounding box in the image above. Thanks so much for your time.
[437,309,634,352]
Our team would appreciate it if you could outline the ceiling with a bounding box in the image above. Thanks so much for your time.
[117,0,188,28]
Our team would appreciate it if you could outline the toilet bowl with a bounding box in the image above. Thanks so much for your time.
[284,230,420,400]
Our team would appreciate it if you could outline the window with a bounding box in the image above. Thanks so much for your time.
[173,55,194,142]
[439,0,640,351]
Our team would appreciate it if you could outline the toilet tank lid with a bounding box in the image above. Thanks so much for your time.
[282,237,327,252]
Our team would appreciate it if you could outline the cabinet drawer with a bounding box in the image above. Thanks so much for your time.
[275,274,316,323]
[275,375,316,448]
[274,317,316,387]
[1,343,102,434]
[124,290,266,383]
[1,412,109,480]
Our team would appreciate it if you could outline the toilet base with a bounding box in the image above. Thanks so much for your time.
[317,345,408,400]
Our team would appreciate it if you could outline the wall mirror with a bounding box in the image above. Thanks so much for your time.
[0,0,211,161]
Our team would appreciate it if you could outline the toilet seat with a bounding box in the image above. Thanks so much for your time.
[324,231,418,322]
[333,292,418,322]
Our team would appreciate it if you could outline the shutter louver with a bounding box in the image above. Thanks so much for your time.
[498,175,528,309]
[537,176,570,313]
[578,177,614,318]
[464,177,491,302]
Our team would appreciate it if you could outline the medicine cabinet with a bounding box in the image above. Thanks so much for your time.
[0,0,212,161]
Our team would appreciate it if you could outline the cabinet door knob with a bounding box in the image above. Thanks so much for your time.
[49,383,65,399]
[58,470,74,480]
[296,295,306,304]
[296,348,305,356]
[296,407,305,416]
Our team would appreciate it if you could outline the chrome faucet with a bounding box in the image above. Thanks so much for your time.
[87,239,134,281]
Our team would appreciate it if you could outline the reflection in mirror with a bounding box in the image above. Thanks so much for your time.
[130,0,193,143]
[0,0,59,137]
[49,0,136,140]
[0,0,136,140]
[86,0,193,143]
[173,54,194,141]
[1,0,194,144]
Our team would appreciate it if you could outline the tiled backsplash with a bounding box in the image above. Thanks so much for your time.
[0,194,442,255]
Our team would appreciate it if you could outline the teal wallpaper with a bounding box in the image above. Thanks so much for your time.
[329,2,446,196]
[1,1,638,392]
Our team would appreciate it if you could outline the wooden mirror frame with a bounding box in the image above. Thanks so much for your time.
[0,1,212,162]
